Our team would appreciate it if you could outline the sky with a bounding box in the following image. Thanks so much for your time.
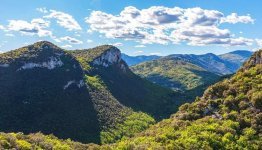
[0,0,262,56]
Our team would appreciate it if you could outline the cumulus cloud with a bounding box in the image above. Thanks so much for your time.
[111,42,123,47]
[221,13,254,24]
[7,18,52,37]
[60,36,83,44]
[86,6,254,46]
[61,44,73,48]
[44,10,81,31]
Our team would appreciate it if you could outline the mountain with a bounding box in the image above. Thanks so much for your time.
[219,50,253,69]
[131,56,221,91]
[165,53,238,75]
[121,54,160,66]
[0,41,180,144]
[131,51,252,93]
[104,49,262,149]
[0,48,260,149]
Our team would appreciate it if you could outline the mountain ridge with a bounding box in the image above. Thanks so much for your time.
[0,41,180,144]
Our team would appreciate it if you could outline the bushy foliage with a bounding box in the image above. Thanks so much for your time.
[101,50,262,149]
[0,132,95,150]
[131,58,221,91]
[100,112,155,144]
[0,42,168,144]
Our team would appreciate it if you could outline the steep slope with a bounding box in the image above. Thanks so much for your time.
[219,50,253,70]
[0,42,179,144]
[121,54,160,66]
[70,46,180,120]
[0,42,101,143]
[106,49,262,149]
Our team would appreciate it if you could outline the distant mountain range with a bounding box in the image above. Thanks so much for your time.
[123,50,253,74]
[121,54,160,66]
[127,50,252,93]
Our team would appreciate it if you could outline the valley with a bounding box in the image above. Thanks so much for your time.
[0,42,260,149]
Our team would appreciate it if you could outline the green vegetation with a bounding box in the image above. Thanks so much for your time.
[1,41,171,144]
[101,50,262,149]
[0,132,93,150]
[101,112,155,144]
[131,58,220,91]
[1,41,259,149]
[84,71,156,144]
[69,45,115,71]
[85,75,105,90]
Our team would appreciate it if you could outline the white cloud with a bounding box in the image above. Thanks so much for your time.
[60,36,83,44]
[53,37,62,43]
[86,6,254,46]
[36,7,49,14]
[150,52,161,55]
[7,18,52,37]
[5,33,14,37]
[229,37,253,46]
[135,45,146,48]
[111,42,123,47]
[44,10,81,31]
[256,39,262,48]
[134,50,143,54]
[221,13,254,24]
[61,44,73,48]
[0,25,5,30]
[87,39,93,43]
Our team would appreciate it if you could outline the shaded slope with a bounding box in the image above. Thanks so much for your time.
[70,46,180,120]
[0,42,180,144]
[0,41,101,143]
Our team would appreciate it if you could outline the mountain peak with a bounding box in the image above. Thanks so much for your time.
[228,50,252,55]
[92,45,122,67]
[70,44,125,71]
[26,41,61,52]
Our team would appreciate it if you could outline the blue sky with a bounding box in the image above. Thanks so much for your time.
[0,0,262,56]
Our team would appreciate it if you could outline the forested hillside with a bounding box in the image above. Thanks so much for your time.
[103,49,262,149]
[0,41,179,144]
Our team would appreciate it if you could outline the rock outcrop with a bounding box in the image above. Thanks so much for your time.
[93,47,121,67]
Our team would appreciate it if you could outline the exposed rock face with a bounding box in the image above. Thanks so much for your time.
[93,47,121,67]
[250,50,262,65]
[63,80,85,90]
[243,49,262,69]
[17,56,63,71]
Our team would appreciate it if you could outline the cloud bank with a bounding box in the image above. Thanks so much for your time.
[85,6,254,46]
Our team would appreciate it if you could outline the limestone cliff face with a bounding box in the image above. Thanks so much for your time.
[93,47,121,67]
[92,46,127,72]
